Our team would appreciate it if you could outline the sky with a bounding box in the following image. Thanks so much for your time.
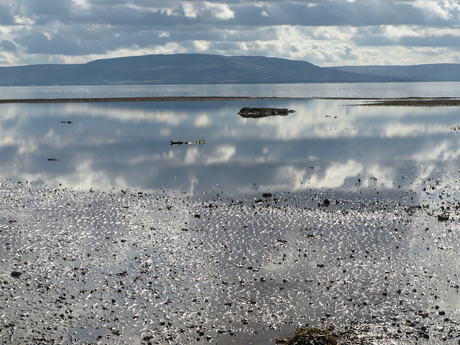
[1,0,460,67]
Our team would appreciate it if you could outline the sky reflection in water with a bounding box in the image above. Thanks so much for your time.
[1,99,460,198]
[2,99,460,344]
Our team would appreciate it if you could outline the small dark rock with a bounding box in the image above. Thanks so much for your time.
[11,271,22,278]
[437,214,449,222]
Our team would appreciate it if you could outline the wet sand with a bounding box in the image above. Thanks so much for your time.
[1,96,460,105]
[1,181,460,344]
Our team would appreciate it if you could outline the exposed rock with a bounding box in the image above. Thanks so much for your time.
[238,108,295,118]
[170,140,205,145]
[11,271,22,278]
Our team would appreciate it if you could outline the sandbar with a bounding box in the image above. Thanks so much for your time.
[1,96,460,106]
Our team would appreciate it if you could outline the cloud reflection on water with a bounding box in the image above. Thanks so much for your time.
[0,99,460,196]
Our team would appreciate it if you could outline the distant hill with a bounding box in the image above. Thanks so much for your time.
[327,64,460,82]
[0,54,401,86]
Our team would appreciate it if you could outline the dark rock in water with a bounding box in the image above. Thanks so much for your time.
[11,271,22,278]
[171,140,205,146]
[238,108,295,118]
[437,214,449,222]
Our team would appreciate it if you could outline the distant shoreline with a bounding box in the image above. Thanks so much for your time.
[1,96,460,106]
[0,96,306,104]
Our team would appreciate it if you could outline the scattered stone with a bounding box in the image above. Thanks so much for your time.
[170,140,205,145]
[437,214,449,222]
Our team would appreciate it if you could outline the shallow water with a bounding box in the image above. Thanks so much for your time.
[1,99,460,198]
[1,180,459,344]
[1,98,460,344]
[1,81,460,99]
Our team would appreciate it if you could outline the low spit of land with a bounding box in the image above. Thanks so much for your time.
[1,96,460,106]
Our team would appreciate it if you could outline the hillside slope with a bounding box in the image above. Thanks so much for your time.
[328,64,460,82]
[0,54,399,86]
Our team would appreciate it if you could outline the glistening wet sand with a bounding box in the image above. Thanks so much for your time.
[1,181,460,344]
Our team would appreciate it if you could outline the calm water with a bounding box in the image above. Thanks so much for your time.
[1,97,460,200]
[2,87,460,344]
[1,81,460,99]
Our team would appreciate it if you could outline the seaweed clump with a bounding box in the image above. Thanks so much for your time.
[276,326,365,345]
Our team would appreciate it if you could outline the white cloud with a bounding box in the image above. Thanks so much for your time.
[313,26,358,40]
[207,145,236,164]
[412,0,455,20]
[182,2,199,18]
[410,141,460,161]
[309,160,363,189]
[261,165,307,191]
[185,147,200,164]
[194,114,211,127]
[205,2,235,20]
[2,0,460,66]
[184,145,236,165]
[383,25,425,40]
[193,40,211,50]
[72,0,90,10]
[43,31,52,41]
[14,16,35,25]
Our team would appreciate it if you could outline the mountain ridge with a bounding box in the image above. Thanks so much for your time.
[327,63,460,82]
[0,54,402,86]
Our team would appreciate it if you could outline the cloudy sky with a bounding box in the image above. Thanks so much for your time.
[1,0,460,67]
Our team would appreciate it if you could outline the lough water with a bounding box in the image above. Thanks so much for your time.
[1,97,460,197]
[1,81,460,99]
[1,83,460,344]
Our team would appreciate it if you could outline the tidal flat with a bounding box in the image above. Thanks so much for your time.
[1,96,460,344]
[1,179,459,344]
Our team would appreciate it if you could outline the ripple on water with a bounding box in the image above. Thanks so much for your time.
[0,180,459,344]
